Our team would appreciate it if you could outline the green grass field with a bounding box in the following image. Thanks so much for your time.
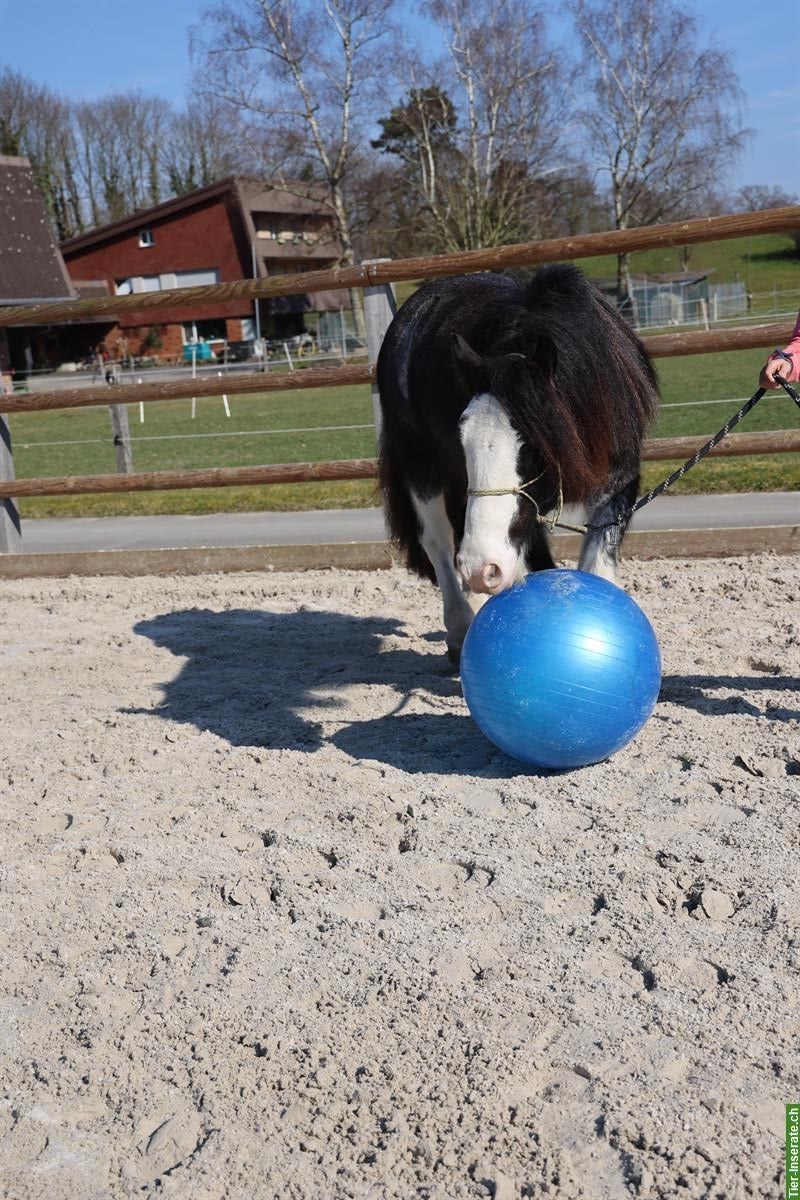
[9,338,799,520]
[393,232,800,313]
[574,231,800,307]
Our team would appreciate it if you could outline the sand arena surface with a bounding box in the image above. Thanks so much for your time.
[0,556,798,1199]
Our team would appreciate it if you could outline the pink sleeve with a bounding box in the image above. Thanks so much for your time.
[770,310,800,381]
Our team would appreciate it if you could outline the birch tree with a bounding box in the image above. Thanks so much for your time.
[570,0,747,310]
[420,0,566,250]
[372,86,456,221]
[372,1,566,252]
[193,0,395,276]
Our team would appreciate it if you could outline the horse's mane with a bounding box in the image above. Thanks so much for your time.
[486,265,659,500]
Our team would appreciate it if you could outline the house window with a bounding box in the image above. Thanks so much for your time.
[139,228,155,247]
[173,268,221,288]
[115,276,161,295]
[182,318,227,344]
[254,215,278,239]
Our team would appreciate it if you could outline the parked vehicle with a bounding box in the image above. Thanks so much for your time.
[183,342,215,363]
[225,340,256,362]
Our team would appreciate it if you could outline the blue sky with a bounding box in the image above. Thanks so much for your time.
[0,0,797,198]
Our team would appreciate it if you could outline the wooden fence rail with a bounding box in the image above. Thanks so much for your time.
[1,205,798,328]
[0,363,374,416]
[2,204,799,555]
[0,321,795,417]
[3,429,798,500]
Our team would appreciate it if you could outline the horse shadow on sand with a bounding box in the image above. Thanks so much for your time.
[126,609,800,775]
[126,607,512,776]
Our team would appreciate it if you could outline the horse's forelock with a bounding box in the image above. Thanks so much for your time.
[492,365,598,500]
[484,273,656,502]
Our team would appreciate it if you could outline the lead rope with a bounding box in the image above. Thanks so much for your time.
[467,374,800,540]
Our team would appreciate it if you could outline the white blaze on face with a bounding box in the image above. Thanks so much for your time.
[457,393,524,594]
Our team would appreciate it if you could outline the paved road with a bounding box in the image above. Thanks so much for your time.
[17,492,799,555]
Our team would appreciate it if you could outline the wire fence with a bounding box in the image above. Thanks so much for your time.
[629,292,800,332]
[10,391,796,454]
[13,423,376,450]
[10,340,369,394]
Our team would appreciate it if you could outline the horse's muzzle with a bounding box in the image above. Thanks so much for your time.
[459,560,512,595]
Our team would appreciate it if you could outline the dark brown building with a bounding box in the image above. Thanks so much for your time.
[60,177,349,361]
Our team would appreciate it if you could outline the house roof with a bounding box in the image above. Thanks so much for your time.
[648,271,714,285]
[60,176,337,257]
[72,279,112,299]
[242,179,334,218]
[0,156,75,304]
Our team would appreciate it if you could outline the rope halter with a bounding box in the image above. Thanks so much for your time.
[466,470,590,536]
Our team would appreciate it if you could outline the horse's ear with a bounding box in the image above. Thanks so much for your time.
[451,333,486,393]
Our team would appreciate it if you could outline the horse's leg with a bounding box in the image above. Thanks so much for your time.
[578,475,639,582]
[411,491,474,664]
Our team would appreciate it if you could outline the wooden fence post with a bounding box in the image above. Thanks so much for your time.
[362,259,397,444]
[109,404,133,473]
[0,413,22,552]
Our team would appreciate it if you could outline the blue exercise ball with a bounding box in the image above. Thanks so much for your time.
[460,569,661,769]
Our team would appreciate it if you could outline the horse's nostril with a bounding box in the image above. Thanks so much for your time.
[461,560,508,594]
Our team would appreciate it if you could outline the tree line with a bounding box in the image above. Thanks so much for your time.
[1,0,796,301]
[0,69,248,239]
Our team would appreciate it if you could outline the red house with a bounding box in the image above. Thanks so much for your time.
[60,176,350,361]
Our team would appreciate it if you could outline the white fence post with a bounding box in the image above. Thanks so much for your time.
[362,259,397,444]
[699,298,710,332]
[0,413,22,553]
[109,404,134,474]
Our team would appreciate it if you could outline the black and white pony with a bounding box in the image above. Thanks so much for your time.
[377,264,659,662]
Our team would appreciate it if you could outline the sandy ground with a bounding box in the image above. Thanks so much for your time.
[0,554,798,1200]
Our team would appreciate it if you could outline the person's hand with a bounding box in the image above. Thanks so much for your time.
[759,352,793,389]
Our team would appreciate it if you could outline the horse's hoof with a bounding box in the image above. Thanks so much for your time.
[446,643,462,669]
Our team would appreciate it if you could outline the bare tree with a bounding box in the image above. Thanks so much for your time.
[570,0,748,310]
[192,0,396,277]
[0,66,34,156]
[163,94,252,196]
[0,68,83,238]
[373,1,567,252]
[372,84,457,233]
[120,93,172,209]
[370,82,459,254]
[1,66,259,235]
[733,185,798,212]
[734,185,800,256]
[373,74,606,254]
[75,101,126,224]
[411,0,567,251]
[75,92,173,225]
[351,158,430,260]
